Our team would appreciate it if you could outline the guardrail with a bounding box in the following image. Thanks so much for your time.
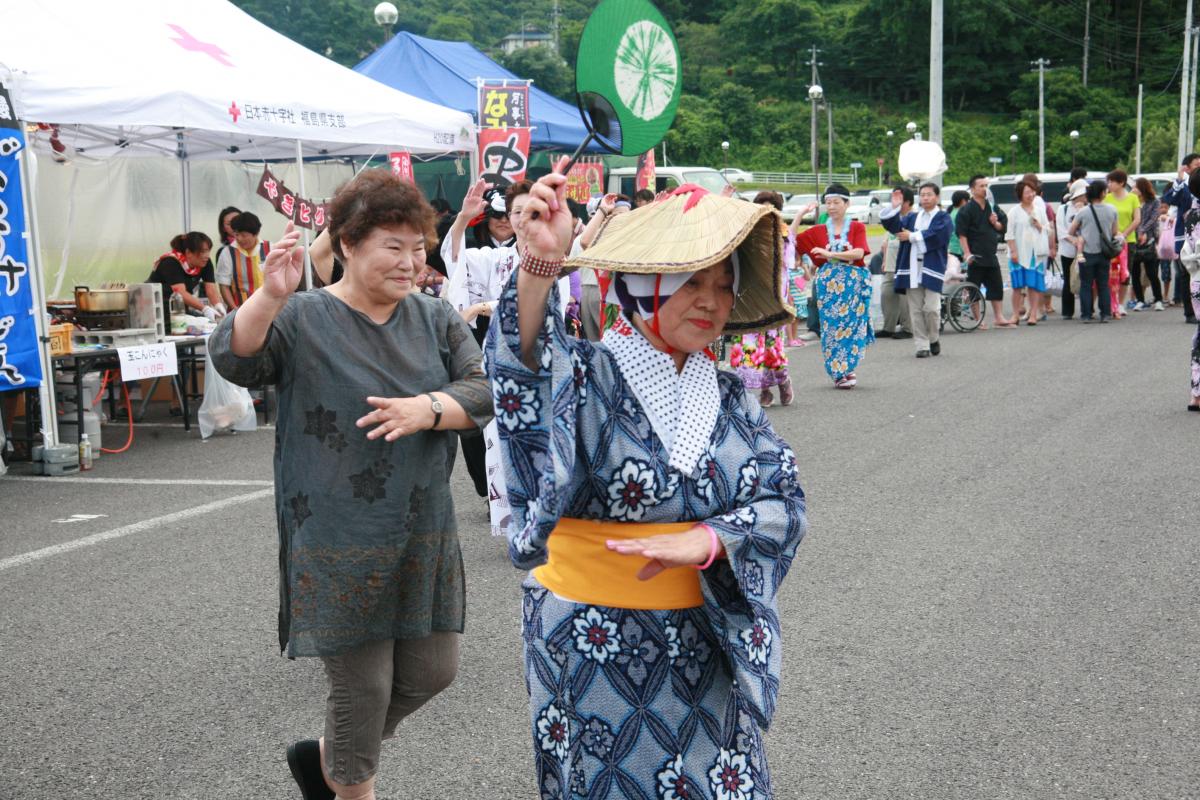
[751,171,855,185]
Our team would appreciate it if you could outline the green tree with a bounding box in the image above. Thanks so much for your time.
[501,46,575,101]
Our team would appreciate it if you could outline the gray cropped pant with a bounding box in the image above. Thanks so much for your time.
[321,632,460,785]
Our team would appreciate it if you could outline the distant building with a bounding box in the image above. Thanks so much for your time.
[499,28,554,55]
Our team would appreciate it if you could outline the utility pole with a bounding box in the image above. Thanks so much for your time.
[929,0,944,147]
[1180,0,1194,162]
[808,45,822,194]
[1136,83,1144,173]
[1032,58,1049,173]
[1082,0,1091,88]
[552,0,560,52]
[1189,26,1200,150]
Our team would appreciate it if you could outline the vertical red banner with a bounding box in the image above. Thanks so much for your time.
[389,151,414,183]
[636,149,656,192]
[478,128,531,187]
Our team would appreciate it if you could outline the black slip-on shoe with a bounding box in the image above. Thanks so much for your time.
[916,350,931,358]
[875,329,893,338]
[930,341,941,356]
[287,740,335,800]
[893,331,913,340]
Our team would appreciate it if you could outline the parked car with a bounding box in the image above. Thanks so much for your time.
[846,194,877,224]
[781,193,819,224]
[939,184,969,210]
[606,166,727,197]
[737,189,792,203]
[720,167,755,183]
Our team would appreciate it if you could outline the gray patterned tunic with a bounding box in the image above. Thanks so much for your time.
[210,290,493,657]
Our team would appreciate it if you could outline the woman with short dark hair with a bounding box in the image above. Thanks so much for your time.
[210,168,493,800]
[146,231,224,325]
[1130,177,1165,310]
[1006,178,1051,325]
[796,183,874,388]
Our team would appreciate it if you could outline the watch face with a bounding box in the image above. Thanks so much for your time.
[431,398,445,412]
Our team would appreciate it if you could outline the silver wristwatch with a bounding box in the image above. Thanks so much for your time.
[426,393,444,429]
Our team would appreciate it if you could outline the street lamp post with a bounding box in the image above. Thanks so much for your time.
[1009,134,1019,172]
[374,2,398,28]
[884,129,893,185]
[1070,130,1080,169]
[809,84,824,196]
[721,140,729,174]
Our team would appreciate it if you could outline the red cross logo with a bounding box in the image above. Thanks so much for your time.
[167,24,233,67]
[228,102,241,123]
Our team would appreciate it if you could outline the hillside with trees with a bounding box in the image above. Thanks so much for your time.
[233,0,1195,181]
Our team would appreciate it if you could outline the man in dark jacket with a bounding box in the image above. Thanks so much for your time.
[1164,153,1200,322]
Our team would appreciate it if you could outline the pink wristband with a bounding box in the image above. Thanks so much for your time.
[692,524,720,571]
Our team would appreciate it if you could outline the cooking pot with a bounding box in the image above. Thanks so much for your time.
[74,285,129,312]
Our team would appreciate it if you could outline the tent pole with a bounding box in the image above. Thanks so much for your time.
[296,140,312,290]
[177,132,191,230]
[19,143,59,448]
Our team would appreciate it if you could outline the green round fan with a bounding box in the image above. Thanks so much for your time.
[563,0,681,168]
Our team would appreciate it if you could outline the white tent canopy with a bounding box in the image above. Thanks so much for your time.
[0,0,475,160]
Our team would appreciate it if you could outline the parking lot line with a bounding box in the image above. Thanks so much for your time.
[0,488,273,572]
[4,476,273,487]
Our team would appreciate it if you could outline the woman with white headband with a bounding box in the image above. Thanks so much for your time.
[486,169,808,799]
[796,183,875,389]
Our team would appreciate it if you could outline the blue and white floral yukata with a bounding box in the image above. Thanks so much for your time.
[486,272,808,800]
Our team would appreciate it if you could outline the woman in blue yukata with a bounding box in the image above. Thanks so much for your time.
[485,167,809,800]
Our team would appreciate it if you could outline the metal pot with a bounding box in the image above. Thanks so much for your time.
[74,285,129,312]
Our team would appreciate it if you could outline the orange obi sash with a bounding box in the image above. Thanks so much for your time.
[533,518,704,610]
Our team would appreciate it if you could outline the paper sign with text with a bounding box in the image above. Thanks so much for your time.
[117,343,178,382]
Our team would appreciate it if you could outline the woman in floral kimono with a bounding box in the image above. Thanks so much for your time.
[795,184,874,389]
[726,191,796,407]
[486,172,808,800]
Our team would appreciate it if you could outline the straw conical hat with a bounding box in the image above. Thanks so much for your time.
[566,188,795,334]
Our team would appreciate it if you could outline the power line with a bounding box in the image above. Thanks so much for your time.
[1055,0,1188,35]
[981,0,1155,64]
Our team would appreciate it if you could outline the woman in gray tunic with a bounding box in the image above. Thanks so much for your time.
[210,169,492,800]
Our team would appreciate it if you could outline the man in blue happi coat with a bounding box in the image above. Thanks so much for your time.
[881,182,956,358]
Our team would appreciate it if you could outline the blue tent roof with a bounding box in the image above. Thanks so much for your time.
[354,32,596,153]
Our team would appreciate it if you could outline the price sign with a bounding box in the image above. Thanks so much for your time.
[117,343,178,381]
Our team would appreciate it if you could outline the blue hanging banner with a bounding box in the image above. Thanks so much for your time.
[0,120,44,392]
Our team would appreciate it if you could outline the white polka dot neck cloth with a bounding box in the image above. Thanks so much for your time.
[603,320,721,478]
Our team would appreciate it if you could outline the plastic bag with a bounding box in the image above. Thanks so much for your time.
[1044,261,1064,297]
[869,273,884,329]
[198,350,257,439]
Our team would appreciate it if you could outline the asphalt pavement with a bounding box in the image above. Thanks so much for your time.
[1,306,1197,800]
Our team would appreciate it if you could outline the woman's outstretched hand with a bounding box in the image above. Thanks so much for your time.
[261,222,305,300]
[606,526,722,580]
[517,157,574,260]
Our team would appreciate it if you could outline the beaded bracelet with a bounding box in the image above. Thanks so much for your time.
[692,524,721,571]
[520,247,565,278]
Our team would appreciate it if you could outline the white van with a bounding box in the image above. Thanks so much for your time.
[989,171,1110,212]
[606,166,727,197]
